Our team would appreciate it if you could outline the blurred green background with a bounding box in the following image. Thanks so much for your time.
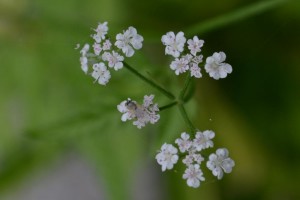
[1,0,300,199]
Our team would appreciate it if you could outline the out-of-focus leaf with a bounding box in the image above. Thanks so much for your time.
[185,0,289,36]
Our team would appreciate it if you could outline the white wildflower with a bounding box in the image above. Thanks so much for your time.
[92,22,108,43]
[156,143,179,171]
[80,56,88,74]
[170,57,189,75]
[75,43,80,49]
[80,43,90,73]
[91,63,111,85]
[92,43,102,56]
[193,130,215,151]
[175,132,192,153]
[206,148,235,180]
[161,31,186,58]
[192,55,203,65]
[183,164,205,188]
[193,153,204,164]
[182,154,194,166]
[190,63,202,78]
[187,36,204,56]
[102,51,124,70]
[80,43,90,56]
[102,39,112,51]
[205,52,232,80]
[115,26,144,57]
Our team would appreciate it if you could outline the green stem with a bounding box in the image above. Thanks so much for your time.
[179,73,192,100]
[183,78,195,103]
[177,104,196,134]
[159,101,178,111]
[123,62,175,100]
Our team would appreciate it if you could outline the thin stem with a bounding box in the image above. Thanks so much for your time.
[159,101,178,111]
[123,62,175,100]
[179,73,192,100]
[177,104,196,134]
[183,78,195,103]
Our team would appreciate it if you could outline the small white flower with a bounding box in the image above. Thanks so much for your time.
[80,43,90,56]
[117,95,160,129]
[80,56,88,74]
[143,94,154,108]
[79,44,90,73]
[75,43,80,49]
[206,148,235,180]
[102,51,124,70]
[190,63,202,78]
[91,63,111,85]
[175,132,192,153]
[170,57,189,75]
[161,31,186,57]
[193,153,204,164]
[115,26,144,57]
[156,143,179,172]
[183,164,205,188]
[92,43,102,56]
[182,152,204,166]
[205,52,232,80]
[193,130,215,151]
[192,55,203,65]
[182,154,194,166]
[102,39,112,51]
[187,36,204,56]
[92,22,108,43]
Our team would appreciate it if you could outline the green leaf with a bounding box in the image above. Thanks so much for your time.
[185,0,289,36]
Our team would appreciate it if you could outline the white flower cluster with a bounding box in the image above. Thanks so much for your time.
[161,31,232,80]
[156,130,235,188]
[117,94,160,129]
[79,22,144,85]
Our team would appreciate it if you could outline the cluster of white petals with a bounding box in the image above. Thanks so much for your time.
[156,130,234,188]
[162,31,232,79]
[161,31,186,58]
[156,143,179,171]
[91,63,111,85]
[206,148,235,179]
[162,32,204,77]
[78,22,144,85]
[79,44,90,74]
[187,36,204,56]
[205,52,232,80]
[92,22,108,43]
[115,27,144,57]
[183,164,205,188]
[117,95,160,129]
[193,130,215,151]
[78,22,236,189]
[102,51,124,71]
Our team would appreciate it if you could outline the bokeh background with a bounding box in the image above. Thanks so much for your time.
[0,0,300,199]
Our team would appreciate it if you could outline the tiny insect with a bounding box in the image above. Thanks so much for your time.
[125,98,145,119]
[125,99,138,111]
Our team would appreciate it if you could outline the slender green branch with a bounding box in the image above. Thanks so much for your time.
[123,62,175,100]
[177,104,196,134]
[179,73,193,100]
[159,101,178,111]
[183,78,195,103]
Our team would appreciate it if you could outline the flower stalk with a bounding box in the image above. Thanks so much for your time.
[123,62,176,100]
